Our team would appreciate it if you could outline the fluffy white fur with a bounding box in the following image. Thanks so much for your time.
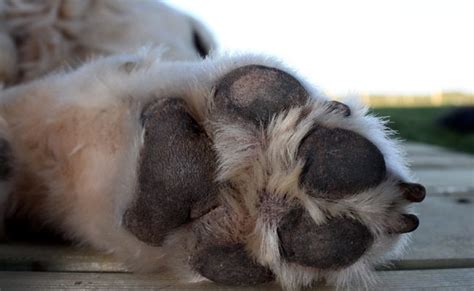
[1,0,215,84]
[0,1,417,290]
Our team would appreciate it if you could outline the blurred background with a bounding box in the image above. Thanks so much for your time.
[168,0,474,154]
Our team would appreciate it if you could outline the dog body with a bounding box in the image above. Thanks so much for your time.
[0,1,425,290]
[0,0,214,85]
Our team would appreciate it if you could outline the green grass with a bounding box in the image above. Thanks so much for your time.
[371,107,474,154]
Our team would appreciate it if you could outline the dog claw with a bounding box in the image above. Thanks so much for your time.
[327,100,351,117]
[388,214,419,234]
[400,182,426,203]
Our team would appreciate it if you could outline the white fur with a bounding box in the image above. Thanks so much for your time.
[1,0,216,83]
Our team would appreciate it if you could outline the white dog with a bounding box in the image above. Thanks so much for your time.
[0,1,425,290]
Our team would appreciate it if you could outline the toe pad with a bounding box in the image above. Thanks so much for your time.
[192,244,274,285]
[214,65,309,125]
[299,126,386,199]
[278,209,373,269]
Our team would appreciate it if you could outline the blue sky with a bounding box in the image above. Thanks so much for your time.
[167,0,473,96]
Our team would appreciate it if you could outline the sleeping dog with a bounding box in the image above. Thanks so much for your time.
[0,1,425,290]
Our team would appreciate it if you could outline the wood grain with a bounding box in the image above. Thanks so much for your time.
[1,193,472,272]
[0,269,473,290]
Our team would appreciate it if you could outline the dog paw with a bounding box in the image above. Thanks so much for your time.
[123,63,424,288]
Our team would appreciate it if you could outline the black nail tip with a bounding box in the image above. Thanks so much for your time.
[400,182,426,203]
[401,214,420,233]
[388,214,420,234]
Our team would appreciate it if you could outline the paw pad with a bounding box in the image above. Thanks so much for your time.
[191,244,274,286]
[278,208,373,269]
[213,65,309,125]
[298,126,386,199]
[124,99,219,245]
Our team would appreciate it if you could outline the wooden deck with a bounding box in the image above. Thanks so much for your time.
[1,142,473,290]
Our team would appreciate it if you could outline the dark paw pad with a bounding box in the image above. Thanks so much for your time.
[299,126,386,199]
[0,138,13,179]
[213,65,309,125]
[278,208,373,269]
[124,99,218,245]
[192,244,274,285]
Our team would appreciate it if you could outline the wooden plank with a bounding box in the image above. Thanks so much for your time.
[404,142,472,158]
[409,156,474,169]
[415,170,474,195]
[403,142,474,195]
[387,193,474,266]
[374,268,474,290]
[0,194,472,273]
[0,243,126,272]
[0,269,473,290]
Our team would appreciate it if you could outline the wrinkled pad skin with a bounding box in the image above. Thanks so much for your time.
[191,243,274,286]
[299,126,387,199]
[278,208,374,269]
[124,99,218,245]
[214,65,309,125]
